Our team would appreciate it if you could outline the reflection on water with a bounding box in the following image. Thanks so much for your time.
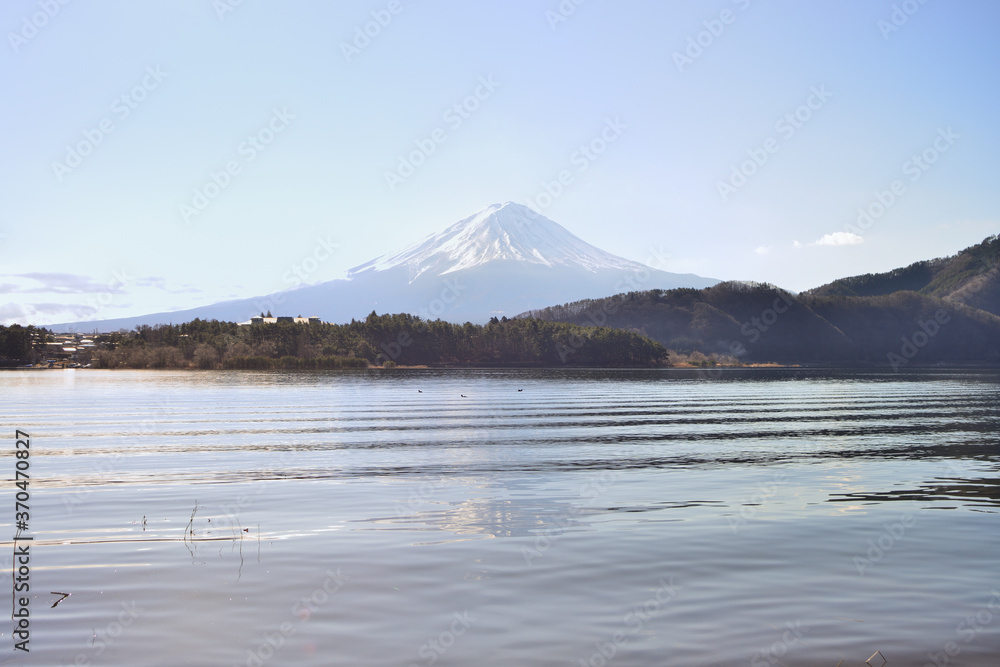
[0,368,998,666]
[831,470,1000,509]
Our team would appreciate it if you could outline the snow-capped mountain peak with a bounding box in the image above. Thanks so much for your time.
[348,202,646,281]
[48,201,720,330]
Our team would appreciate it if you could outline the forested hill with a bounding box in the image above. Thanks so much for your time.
[13,313,665,369]
[521,281,1000,366]
[805,234,1000,317]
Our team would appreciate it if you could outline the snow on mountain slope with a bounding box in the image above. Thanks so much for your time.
[49,202,720,331]
[348,202,647,282]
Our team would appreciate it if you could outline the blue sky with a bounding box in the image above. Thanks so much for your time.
[1,0,998,325]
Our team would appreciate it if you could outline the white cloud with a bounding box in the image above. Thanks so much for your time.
[0,302,98,326]
[0,272,122,295]
[812,232,864,247]
[754,246,771,255]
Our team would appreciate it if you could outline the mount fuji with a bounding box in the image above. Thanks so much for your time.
[351,202,654,278]
[53,202,720,331]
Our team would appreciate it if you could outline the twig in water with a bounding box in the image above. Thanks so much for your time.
[183,500,200,558]
[235,515,245,582]
[866,650,887,666]
[186,501,199,537]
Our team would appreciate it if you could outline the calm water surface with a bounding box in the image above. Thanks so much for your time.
[1,368,998,666]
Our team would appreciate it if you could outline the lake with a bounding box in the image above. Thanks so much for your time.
[1,368,998,666]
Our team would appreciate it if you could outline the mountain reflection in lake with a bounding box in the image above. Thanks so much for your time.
[1,368,998,666]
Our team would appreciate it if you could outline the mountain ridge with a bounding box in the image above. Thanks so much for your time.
[48,202,720,332]
[805,234,1000,317]
[521,233,1000,366]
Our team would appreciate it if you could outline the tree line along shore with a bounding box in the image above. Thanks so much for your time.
[0,313,668,370]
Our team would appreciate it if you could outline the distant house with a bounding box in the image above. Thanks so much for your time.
[42,334,92,366]
[238,316,322,326]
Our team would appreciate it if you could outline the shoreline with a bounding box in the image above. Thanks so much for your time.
[4,362,999,372]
